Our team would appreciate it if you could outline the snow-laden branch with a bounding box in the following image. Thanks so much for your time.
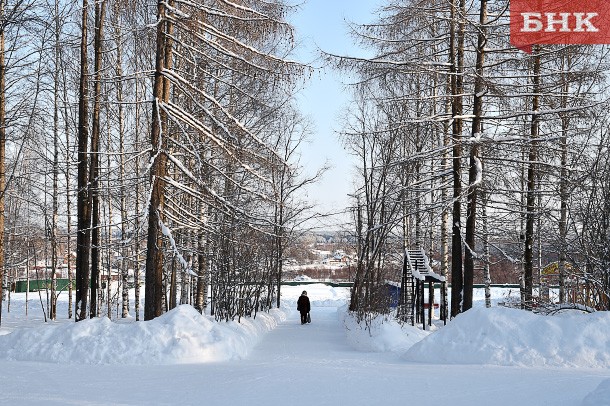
[164,151,274,204]
[161,67,287,170]
[159,99,276,188]
[158,217,198,277]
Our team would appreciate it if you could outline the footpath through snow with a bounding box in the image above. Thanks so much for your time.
[0,284,609,405]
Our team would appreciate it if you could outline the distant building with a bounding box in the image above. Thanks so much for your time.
[322,250,352,266]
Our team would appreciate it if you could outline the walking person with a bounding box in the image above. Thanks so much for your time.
[297,290,311,324]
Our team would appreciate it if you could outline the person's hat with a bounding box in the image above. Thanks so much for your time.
[302,290,307,295]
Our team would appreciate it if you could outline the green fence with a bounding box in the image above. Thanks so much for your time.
[14,279,74,293]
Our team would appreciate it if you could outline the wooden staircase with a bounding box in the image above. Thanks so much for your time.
[406,248,445,282]
[399,247,446,327]
[398,251,414,324]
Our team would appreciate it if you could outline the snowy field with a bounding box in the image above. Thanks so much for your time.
[1,284,609,405]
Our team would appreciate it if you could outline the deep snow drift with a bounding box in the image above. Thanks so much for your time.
[0,305,286,364]
[1,284,609,405]
[404,306,610,368]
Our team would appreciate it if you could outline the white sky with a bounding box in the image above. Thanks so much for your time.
[288,1,380,229]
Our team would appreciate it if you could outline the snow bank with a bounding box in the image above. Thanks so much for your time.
[0,284,347,366]
[403,307,610,368]
[582,379,610,406]
[0,304,285,365]
[342,309,429,353]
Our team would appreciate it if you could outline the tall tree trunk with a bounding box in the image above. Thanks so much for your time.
[275,173,285,309]
[439,70,452,323]
[275,225,284,310]
[463,0,487,312]
[145,0,173,320]
[114,2,130,318]
[61,42,73,319]
[450,0,465,318]
[0,1,5,327]
[76,0,91,321]
[195,199,209,313]
[350,195,363,312]
[169,256,177,310]
[89,0,107,319]
[558,53,570,304]
[482,190,491,308]
[524,48,541,309]
[133,38,142,321]
[106,112,113,319]
[50,0,62,321]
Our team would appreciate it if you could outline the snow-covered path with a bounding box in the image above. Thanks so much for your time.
[249,306,386,365]
[1,287,609,405]
[239,306,404,404]
[233,307,608,406]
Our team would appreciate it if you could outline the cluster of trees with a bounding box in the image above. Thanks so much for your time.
[336,0,610,320]
[2,0,609,330]
[0,0,315,325]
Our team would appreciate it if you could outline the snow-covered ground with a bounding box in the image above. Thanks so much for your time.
[1,284,609,405]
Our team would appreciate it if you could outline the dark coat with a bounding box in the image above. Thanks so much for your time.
[297,295,310,314]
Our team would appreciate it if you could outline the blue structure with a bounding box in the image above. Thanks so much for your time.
[386,282,400,308]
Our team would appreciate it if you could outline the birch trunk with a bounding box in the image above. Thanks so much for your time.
[106,106,113,319]
[114,4,130,318]
[133,38,142,321]
[195,198,209,312]
[482,190,491,308]
[50,0,61,321]
[61,44,73,319]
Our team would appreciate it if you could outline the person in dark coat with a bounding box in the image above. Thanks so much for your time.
[297,290,311,324]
